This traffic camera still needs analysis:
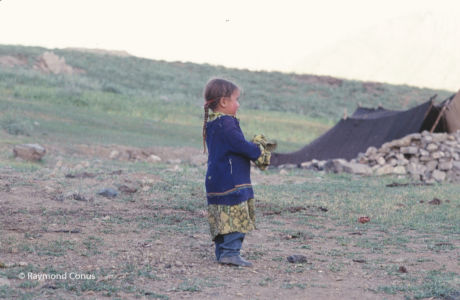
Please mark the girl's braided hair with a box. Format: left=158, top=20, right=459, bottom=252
left=202, top=78, right=239, bottom=154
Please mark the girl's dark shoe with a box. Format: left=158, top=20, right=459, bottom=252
left=219, top=255, right=253, bottom=267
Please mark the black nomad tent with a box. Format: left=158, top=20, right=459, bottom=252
left=270, top=90, right=460, bottom=166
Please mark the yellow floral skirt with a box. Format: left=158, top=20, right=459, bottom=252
left=207, top=198, right=256, bottom=241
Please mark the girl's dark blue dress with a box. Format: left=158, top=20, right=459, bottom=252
left=205, top=113, right=261, bottom=240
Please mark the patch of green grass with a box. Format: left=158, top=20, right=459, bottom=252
left=137, top=265, right=162, bottom=281
left=377, top=269, right=459, bottom=299
left=174, top=277, right=222, bottom=293
left=426, top=240, right=456, bottom=251
left=141, top=290, right=170, bottom=299
left=353, top=237, right=384, bottom=253
left=285, top=264, right=309, bottom=274
left=17, top=239, right=76, bottom=257
left=0, top=111, right=34, bottom=136
left=281, top=282, right=307, bottom=289
left=254, top=173, right=460, bottom=235
left=18, top=281, right=39, bottom=289
left=81, top=236, right=103, bottom=256
left=324, top=249, right=345, bottom=257
left=0, top=285, right=37, bottom=300
left=0, top=160, right=43, bottom=173
left=258, top=277, right=273, bottom=287
left=56, top=278, right=120, bottom=297
left=328, top=263, right=343, bottom=273
left=175, top=279, right=202, bottom=292
left=245, top=250, right=265, bottom=260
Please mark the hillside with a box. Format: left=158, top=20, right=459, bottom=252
left=0, top=44, right=453, bottom=152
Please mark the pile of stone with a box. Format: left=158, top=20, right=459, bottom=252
left=1, top=52, right=85, bottom=74
left=34, top=51, right=85, bottom=75
left=297, top=131, right=460, bottom=183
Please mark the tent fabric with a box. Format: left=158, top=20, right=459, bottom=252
left=271, top=100, right=434, bottom=166
left=444, top=90, right=460, bottom=133
left=420, top=102, right=447, bottom=133
left=351, top=107, right=399, bottom=119
left=420, top=92, right=458, bottom=133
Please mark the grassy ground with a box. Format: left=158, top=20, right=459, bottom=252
left=0, top=45, right=459, bottom=299
left=0, top=44, right=454, bottom=151
left=0, top=142, right=458, bottom=299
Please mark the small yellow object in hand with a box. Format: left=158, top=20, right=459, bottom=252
left=251, top=134, right=277, bottom=170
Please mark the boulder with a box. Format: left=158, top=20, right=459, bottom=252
left=393, top=166, right=407, bottom=175
left=395, top=153, right=405, bottom=160
left=438, top=160, right=453, bottom=171
left=342, top=162, right=372, bottom=175
left=432, top=133, right=448, bottom=143
left=432, top=151, right=445, bottom=159
left=97, top=188, right=118, bottom=198
left=443, top=140, right=457, bottom=147
left=109, top=150, right=120, bottom=159
left=356, top=153, right=368, bottom=164
left=406, top=133, right=422, bottom=140
left=393, top=135, right=413, bottom=147
left=425, top=160, right=438, bottom=172
left=421, top=135, right=433, bottom=145
left=147, top=154, right=162, bottom=163
left=376, top=157, right=386, bottom=166
left=324, top=159, right=348, bottom=173
left=365, top=146, right=377, bottom=156
left=432, top=170, right=446, bottom=182
left=35, top=51, right=75, bottom=74
left=396, top=158, right=409, bottom=166
left=406, top=163, right=426, bottom=176
left=426, top=143, right=438, bottom=152
left=13, top=144, right=46, bottom=161
left=300, top=161, right=312, bottom=169
left=452, top=161, right=460, bottom=171
left=375, top=165, right=394, bottom=175
left=388, top=158, right=398, bottom=166
left=316, top=161, right=327, bottom=171
left=400, top=146, right=418, bottom=155
left=419, top=155, right=432, bottom=162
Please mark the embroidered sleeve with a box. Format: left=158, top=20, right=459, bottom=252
left=251, top=134, right=277, bottom=170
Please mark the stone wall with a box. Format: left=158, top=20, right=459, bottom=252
left=292, top=131, right=460, bottom=182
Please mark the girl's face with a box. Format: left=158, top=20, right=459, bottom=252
left=218, top=89, right=240, bottom=116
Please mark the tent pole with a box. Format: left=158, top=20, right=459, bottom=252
left=430, top=97, right=451, bottom=133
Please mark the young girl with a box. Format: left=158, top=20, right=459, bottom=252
left=202, top=78, right=274, bottom=267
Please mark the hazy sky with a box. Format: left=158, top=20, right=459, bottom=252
left=0, top=0, right=457, bottom=88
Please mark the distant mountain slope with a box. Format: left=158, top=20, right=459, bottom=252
left=293, top=12, right=460, bottom=92
left=0, top=44, right=455, bottom=151
left=0, top=44, right=453, bottom=122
